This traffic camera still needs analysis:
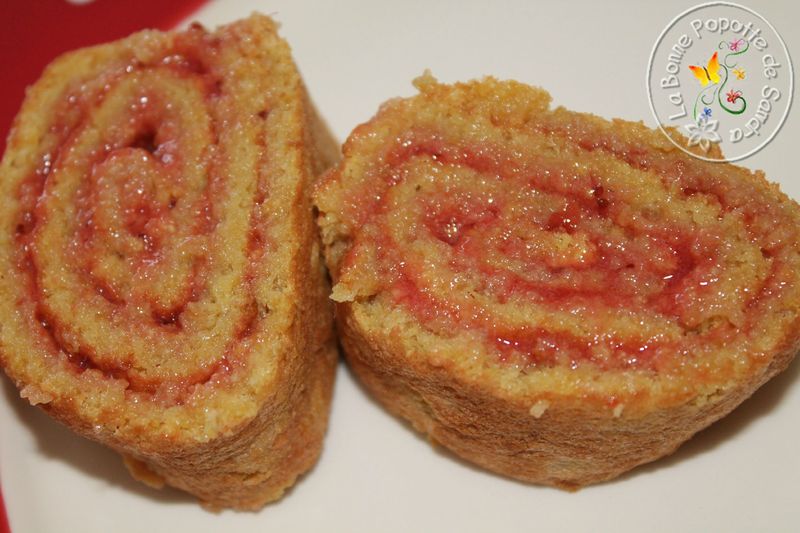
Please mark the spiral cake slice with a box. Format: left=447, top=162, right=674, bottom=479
left=315, top=74, right=800, bottom=488
left=0, top=14, right=338, bottom=509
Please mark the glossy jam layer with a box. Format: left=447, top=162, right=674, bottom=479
left=11, top=25, right=271, bottom=401
left=322, top=84, right=798, bottom=372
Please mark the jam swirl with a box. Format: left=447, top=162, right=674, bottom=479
left=11, top=26, right=272, bottom=401
left=321, top=81, right=799, bottom=373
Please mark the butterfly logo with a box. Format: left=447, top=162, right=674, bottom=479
left=687, top=45, right=747, bottom=124
left=689, top=51, right=720, bottom=87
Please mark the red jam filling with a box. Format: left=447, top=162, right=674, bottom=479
left=12, top=27, right=265, bottom=398
left=336, top=127, right=783, bottom=370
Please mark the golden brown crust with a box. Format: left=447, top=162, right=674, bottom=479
left=340, top=304, right=797, bottom=487
left=315, top=74, right=800, bottom=487
left=0, top=14, right=338, bottom=509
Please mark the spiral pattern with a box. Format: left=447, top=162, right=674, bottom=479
left=3, top=22, right=290, bottom=404
left=319, top=76, right=800, bottom=375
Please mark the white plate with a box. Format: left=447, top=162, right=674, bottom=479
left=2, top=1, right=799, bottom=531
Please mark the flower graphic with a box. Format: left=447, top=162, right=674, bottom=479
left=726, top=89, right=743, bottom=103
left=684, top=119, right=721, bottom=153
left=699, top=107, right=713, bottom=122
left=733, top=67, right=746, bottom=80
left=729, top=38, right=745, bottom=51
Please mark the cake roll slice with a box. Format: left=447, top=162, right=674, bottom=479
left=0, top=14, right=338, bottom=510
left=314, top=74, right=800, bottom=488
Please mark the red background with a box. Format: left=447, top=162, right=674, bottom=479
left=0, top=0, right=206, bottom=152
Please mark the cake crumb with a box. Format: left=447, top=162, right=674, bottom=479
left=529, top=400, right=550, bottom=418
left=123, top=455, right=166, bottom=489
left=20, top=385, right=53, bottom=405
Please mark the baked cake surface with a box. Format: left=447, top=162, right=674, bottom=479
left=0, top=14, right=338, bottom=509
left=315, top=74, right=800, bottom=487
